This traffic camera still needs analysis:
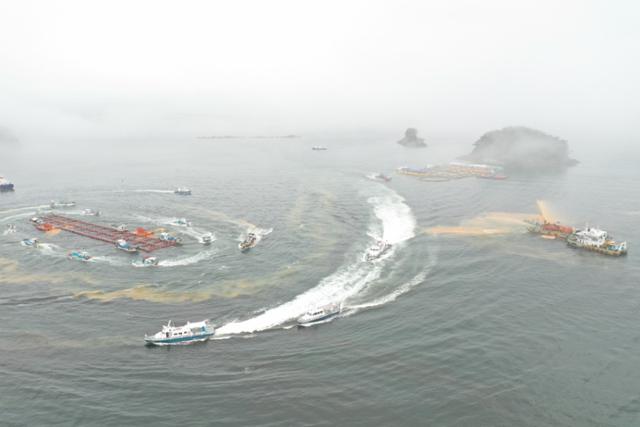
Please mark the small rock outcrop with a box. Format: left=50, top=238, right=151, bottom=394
left=461, top=126, right=578, bottom=173
left=397, top=128, right=426, bottom=148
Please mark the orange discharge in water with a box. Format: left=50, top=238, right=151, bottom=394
left=536, top=200, right=555, bottom=223
left=425, top=212, right=538, bottom=236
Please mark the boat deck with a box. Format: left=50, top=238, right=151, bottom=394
left=37, top=214, right=177, bottom=252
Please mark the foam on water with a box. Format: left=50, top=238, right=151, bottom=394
left=157, top=249, right=216, bottom=267
left=216, top=187, right=415, bottom=336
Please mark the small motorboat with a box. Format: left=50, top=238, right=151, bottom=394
left=297, top=303, right=341, bottom=325
left=30, top=217, right=44, bottom=225
left=174, top=188, right=192, bottom=196
left=364, top=240, right=392, bottom=262
left=133, top=256, right=159, bottom=267
left=201, top=232, right=214, bottom=245
left=171, top=218, right=191, bottom=227
left=114, top=224, right=128, bottom=232
left=82, top=208, right=100, bottom=216
left=68, top=250, right=92, bottom=262
left=21, top=238, right=39, bottom=248
left=312, top=146, right=327, bottom=151
left=239, top=232, right=258, bottom=251
left=144, top=319, right=215, bottom=346
left=4, top=224, right=16, bottom=235
left=159, top=232, right=183, bottom=245
left=115, top=239, right=138, bottom=253
left=49, top=200, right=76, bottom=209
left=367, top=173, right=392, bottom=182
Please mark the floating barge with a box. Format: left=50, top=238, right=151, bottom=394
left=33, top=214, right=177, bottom=253
left=397, top=162, right=507, bottom=181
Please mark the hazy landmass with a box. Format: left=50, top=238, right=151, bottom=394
left=197, top=135, right=301, bottom=140
left=461, top=126, right=578, bottom=173
left=397, top=128, right=426, bottom=148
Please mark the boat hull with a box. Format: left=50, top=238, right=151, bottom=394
left=297, top=311, right=340, bottom=325
left=144, top=332, right=215, bottom=346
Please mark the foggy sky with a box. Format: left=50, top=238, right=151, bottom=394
left=1, top=0, right=639, bottom=143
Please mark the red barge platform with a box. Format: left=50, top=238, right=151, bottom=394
left=33, top=214, right=177, bottom=253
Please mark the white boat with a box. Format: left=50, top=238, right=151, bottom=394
left=297, top=303, right=341, bottom=325
left=4, top=224, right=16, bottom=234
left=174, top=188, right=192, bottom=196
left=144, top=319, right=215, bottom=346
left=21, top=238, right=39, bottom=248
left=201, top=232, right=214, bottom=245
left=567, top=227, right=628, bottom=256
left=159, top=232, right=183, bottom=245
left=115, top=239, right=138, bottom=253
left=82, top=208, right=100, bottom=216
left=50, top=200, right=76, bottom=209
left=364, top=240, right=392, bottom=262
left=171, top=218, right=191, bottom=227
left=133, top=256, right=159, bottom=267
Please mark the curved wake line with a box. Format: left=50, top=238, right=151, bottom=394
left=216, top=186, right=416, bottom=336
left=158, top=249, right=216, bottom=267
left=0, top=205, right=50, bottom=216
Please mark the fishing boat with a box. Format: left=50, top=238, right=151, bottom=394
left=133, top=256, right=159, bottom=267
left=68, top=250, right=92, bottom=261
left=297, top=303, right=341, bottom=325
left=144, top=319, right=215, bottom=346
left=201, top=232, right=214, bottom=245
left=115, top=239, right=138, bottom=253
left=49, top=200, right=76, bottom=209
left=174, top=188, right=192, bottom=196
left=159, top=232, right=183, bottom=245
left=567, top=227, right=628, bottom=256
left=239, top=232, right=257, bottom=251
left=21, top=238, right=39, bottom=248
left=82, top=208, right=100, bottom=216
left=364, top=240, right=392, bottom=262
left=0, top=176, right=14, bottom=192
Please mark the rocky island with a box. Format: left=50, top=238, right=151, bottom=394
left=397, top=128, right=427, bottom=148
left=461, top=126, right=578, bottom=173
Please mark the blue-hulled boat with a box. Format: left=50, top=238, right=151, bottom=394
left=0, top=176, right=14, bottom=192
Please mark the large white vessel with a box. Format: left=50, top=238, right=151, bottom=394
left=567, top=227, right=627, bottom=256
left=145, top=319, right=215, bottom=346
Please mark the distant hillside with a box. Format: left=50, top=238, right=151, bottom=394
left=461, top=126, right=578, bottom=172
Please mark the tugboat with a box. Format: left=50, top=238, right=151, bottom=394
left=567, top=227, right=628, bottom=256
left=364, top=240, right=392, bottom=262
left=239, top=232, right=258, bottom=251
left=49, top=200, right=76, bottom=209
left=133, top=256, right=159, bottom=267
left=68, top=251, right=92, bottom=262
left=159, top=232, right=183, bottom=245
left=174, top=188, right=192, bottom=196
left=144, top=319, right=215, bottom=346
left=82, top=208, right=100, bottom=216
left=115, top=239, right=138, bottom=253
left=21, top=238, right=39, bottom=248
left=0, top=176, right=14, bottom=192
left=297, top=303, right=341, bottom=325
left=201, top=232, right=214, bottom=245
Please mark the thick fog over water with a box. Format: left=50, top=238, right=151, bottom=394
left=1, top=0, right=640, bottom=146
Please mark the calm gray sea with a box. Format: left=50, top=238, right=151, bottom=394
left=1, top=137, right=639, bottom=426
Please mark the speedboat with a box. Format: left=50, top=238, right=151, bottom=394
left=114, top=224, right=128, bottom=232
left=297, top=303, right=341, bottom=325
left=115, top=239, right=138, bottom=253
left=174, top=188, right=192, bottom=196
left=239, top=232, right=257, bottom=251
left=159, top=232, right=183, bottom=245
left=21, top=238, right=39, bottom=248
left=82, top=208, right=100, bottom=216
left=68, top=250, right=92, bottom=261
left=364, top=240, right=392, bottom=262
left=201, top=232, right=214, bottom=245
left=144, top=319, right=215, bottom=346
left=49, top=200, right=76, bottom=209
left=171, top=218, right=191, bottom=227
left=367, top=173, right=392, bottom=182
left=133, top=256, right=159, bottom=267
left=30, top=217, right=44, bottom=225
